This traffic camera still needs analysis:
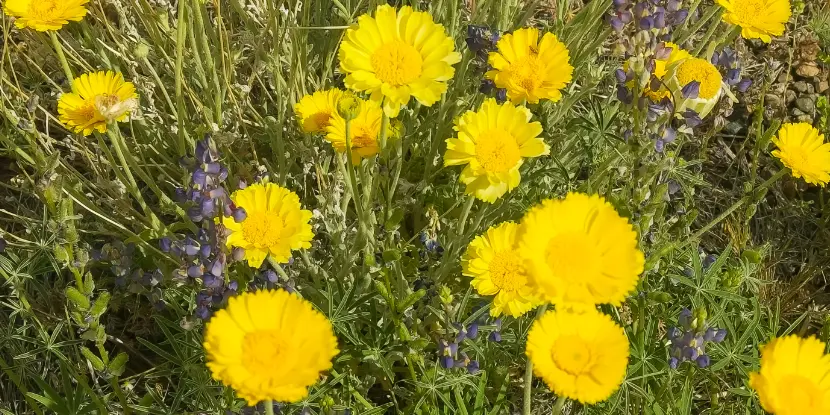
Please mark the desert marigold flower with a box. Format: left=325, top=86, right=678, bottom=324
left=58, top=71, right=138, bottom=136
left=526, top=308, right=630, bottom=404
left=3, top=0, right=89, bottom=32
left=626, top=42, right=692, bottom=101
left=485, top=27, right=573, bottom=105
left=517, top=193, right=644, bottom=309
left=338, top=5, right=461, bottom=118
left=204, top=289, right=339, bottom=405
left=716, top=0, right=790, bottom=43
left=771, top=122, right=830, bottom=186
left=444, top=99, right=549, bottom=203
left=749, top=335, right=830, bottom=414
left=462, top=222, right=540, bottom=318
left=295, top=88, right=343, bottom=133
left=221, top=183, right=314, bottom=269
left=665, top=57, right=723, bottom=118
left=325, top=98, right=393, bottom=165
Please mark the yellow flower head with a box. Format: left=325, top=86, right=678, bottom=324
left=58, top=71, right=138, bottom=136
left=716, top=0, right=791, bottom=43
left=626, top=42, right=692, bottom=101
left=665, top=57, right=723, bottom=118
left=339, top=5, right=461, bottom=118
left=526, top=308, right=629, bottom=404
left=295, top=89, right=343, bottom=133
left=462, top=222, right=541, bottom=318
left=444, top=99, right=549, bottom=203
left=221, top=183, right=314, bottom=269
left=204, top=289, right=339, bottom=405
left=749, top=335, right=830, bottom=414
left=486, top=27, right=573, bottom=105
left=3, top=0, right=88, bottom=32
left=517, top=193, right=644, bottom=309
left=325, top=98, right=394, bottom=165
left=771, top=122, right=830, bottom=186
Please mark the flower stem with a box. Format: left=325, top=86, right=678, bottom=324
left=175, top=0, right=189, bottom=156
left=551, top=396, right=567, bottom=414
left=264, top=400, right=275, bottom=415
left=49, top=31, right=74, bottom=88
left=523, top=304, right=548, bottom=415
left=266, top=256, right=290, bottom=282
left=457, top=196, right=476, bottom=238
left=378, top=112, right=390, bottom=156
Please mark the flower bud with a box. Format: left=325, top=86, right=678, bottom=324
left=337, top=92, right=361, bottom=121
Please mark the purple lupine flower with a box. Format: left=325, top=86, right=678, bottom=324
left=467, top=360, right=480, bottom=375
left=609, top=15, right=626, bottom=32
left=468, top=323, right=479, bottom=339
left=187, top=265, right=203, bottom=278
left=440, top=356, right=454, bottom=369
left=681, top=81, right=700, bottom=99
left=671, top=9, right=688, bottom=24
left=696, top=355, right=710, bottom=368
left=159, top=237, right=172, bottom=253
left=655, top=139, right=665, bottom=152
left=703, top=254, right=717, bottom=269
left=653, top=11, right=666, bottom=28
left=683, top=109, right=702, bottom=128
left=232, top=247, right=246, bottom=262
left=662, top=127, right=676, bottom=143
left=488, top=331, right=502, bottom=342
left=667, top=0, right=681, bottom=12
left=264, top=270, right=278, bottom=283
left=713, top=329, right=727, bottom=343
left=669, top=357, right=679, bottom=369
left=233, top=207, right=247, bottom=223
left=726, top=69, right=740, bottom=86
left=737, top=78, right=752, bottom=93
left=617, top=85, right=633, bottom=104
left=615, top=68, right=628, bottom=83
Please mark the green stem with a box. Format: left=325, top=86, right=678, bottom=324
left=49, top=31, right=74, bottom=87
left=264, top=400, right=275, bottom=415
left=192, top=0, right=223, bottom=125
left=523, top=304, right=549, bottom=415
left=266, top=256, right=290, bottom=282
left=378, top=113, right=390, bottom=157
left=175, top=0, right=189, bottom=156
left=110, top=377, right=131, bottom=415
left=551, top=396, right=567, bottom=414
left=107, top=127, right=159, bottom=227
left=457, top=196, right=476, bottom=237
left=343, top=117, right=365, bottom=221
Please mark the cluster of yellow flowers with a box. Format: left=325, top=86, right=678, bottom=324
left=8, top=0, right=830, bottom=412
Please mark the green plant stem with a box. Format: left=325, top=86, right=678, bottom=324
left=267, top=256, right=290, bottom=281
left=378, top=113, right=390, bottom=156
left=107, top=127, right=159, bottom=228
left=110, top=377, right=131, bottom=415
left=175, top=0, right=189, bottom=156
left=551, top=396, right=567, bottom=414
left=264, top=400, right=275, bottom=415
left=523, top=304, right=549, bottom=415
left=49, top=31, right=74, bottom=87
left=192, top=0, right=223, bottom=125
left=457, top=196, right=475, bottom=237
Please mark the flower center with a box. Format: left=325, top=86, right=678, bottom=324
left=29, top=0, right=60, bottom=18
left=776, top=375, right=823, bottom=411
left=510, top=52, right=544, bottom=92
left=307, top=111, right=333, bottom=131
left=241, top=212, right=284, bottom=248
left=351, top=124, right=377, bottom=149
left=730, top=0, right=765, bottom=26
left=676, top=58, right=722, bottom=99
left=371, top=41, right=423, bottom=86
left=551, top=336, right=593, bottom=375
left=488, top=250, right=525, bottom=292
left=545, top=232, right=602, bottom=282
left=474, top=129, right=521, bottom=173
left=241, top=330, right=285, bottom=377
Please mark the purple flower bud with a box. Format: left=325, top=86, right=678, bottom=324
left=496, top=89, right=507, bottom=103
left=726, top=68, right=740, bottom=85
left=219, top=167, right=229, bottom=181
left=681, top=81, right=700, bottom=99
left=672, top=9, right=688, bottom=24
left=617, top=85, right=633, bottom=104
left=187, top=265, right=203, bottom=278
left=203, top=274, right=223, bottom=288
left=682, top=346, right=698, bottom=360
left=195, top=306, right=211, bottom=320
left=204, top=163, right=221, bottom=175
left=704, top=328, right=717, bottom=342
left=264, top=270, right=278, bottom=283
left=440, top=356, right=454, bottom=369
left=633, top=2, right=647, bottom=17
left=227, top=281, right=238, bottom=291
left=159, top=237, right=172, bottom=253
left=653, top=11, right=666, bottom=28
left=613, top=0, right=627, bottom=9
left=639, top=16, right=654, bottom=30
left=679, top=308, right=693, bottom=328
left=703, top=254, right=717, bottom=269
left=232, top=247, right=246, bottom=262
left=479, top=79, right=496, bottom=94
left=737, top=78, right=752, bottom=92
left=662, top=127, right=676, bottom=143
left=655, top=139, right=665, bottom=152
left=667, top=0, right=681, bottom=12
left=488, top=331, right=501, bottom=342
left=187, top=206, right=203, bottom=222
left=210, top=258, right=225, bottom=277
left=192, top=169, right=208, bottom=188
left=684, top=109, right=702, bottom=128
left=201, top=198, right=215, bottom=217
left=668, top=327, right=682, bottom=340
left=467, top=360, right=480, bottom=375
left=449, top=342, right=458, bottom=357
left=468, top=323, right=479, bottom=339
left=668, top=180, right=681, bottom=195
left=494, top=318, right=502, bottom=330
left=714, top=329, right=727, bottom=343
left=456, top=330, right=466, bottom=344
left=655, top=43, right=673, bottom=59
left=615, top=68, right=628, bottom=83
left=610, top=16, right=625, bottom=32
left=669, top=357, right=679, bottom=369
left=696, top=355, right=711, bottom=368
left=208, top=188, right=227, bottom=201
left=233, top=207, right=247, bottom=223
left=623, top=129, right=633, bottom=141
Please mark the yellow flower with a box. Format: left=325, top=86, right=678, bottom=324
left=3, top=0, right=88, bottom=32
left=221, top=183, right=314, bottom=269
left=716, top=0, right=791, bottom=43
left=204, top=289, right=339, bottom=405
left=517, top=193, right=644, bottom=309
left=625, top=42, right=692, bottom=101
left=444, top=99, right=549, bottom=203
left=462, top=222, right=540, bottom=318
left=58, top=71, right=138, bottom=136
left=295, top=89, right=343, bottom=133
left=325, top=98, right=392, bottom=165
left=664, top=57, right=723, bottom=118
left=749, top=335, right=830, bottom=414
left=771, top=123, right=830, bottom=186
left=486, top=27, right=573, bottom=105
left=526, top=308, right=629, bottom=404
left=339, top=5, right=461, bottom=118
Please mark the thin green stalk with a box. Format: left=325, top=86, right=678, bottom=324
left=378, top=113, right=390, bottom=156
left=110, top=377, right=131, bottom=415
left=385, top=138, right=404, bottom=223
left=193, top=0, right=223, bottom=124
left=551, top=396, right=567, bottom=414
left=49, top=31, right=74, bottom=87
left=107, top=127, right=162, bottom=230
left=267, top=256, right=290, bottom=281
left=457, top=196, right=476, bottom=237
left=343, top=118, right=366, bottom=222
left=175, top=0, right=189, bottom=156
left=264, top=400, right=275, bottom=415
left=524, top=304, right=549, bottom=415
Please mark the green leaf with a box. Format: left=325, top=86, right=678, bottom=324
left=80, top=347, right=105, bottom=371
left=89, top=291, right=111, bottom=318
left=65, top=287, right=90, bottom=310
left=396, top=289, right=426, bottom=313
left=108, top=352, right=129, bottom=376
